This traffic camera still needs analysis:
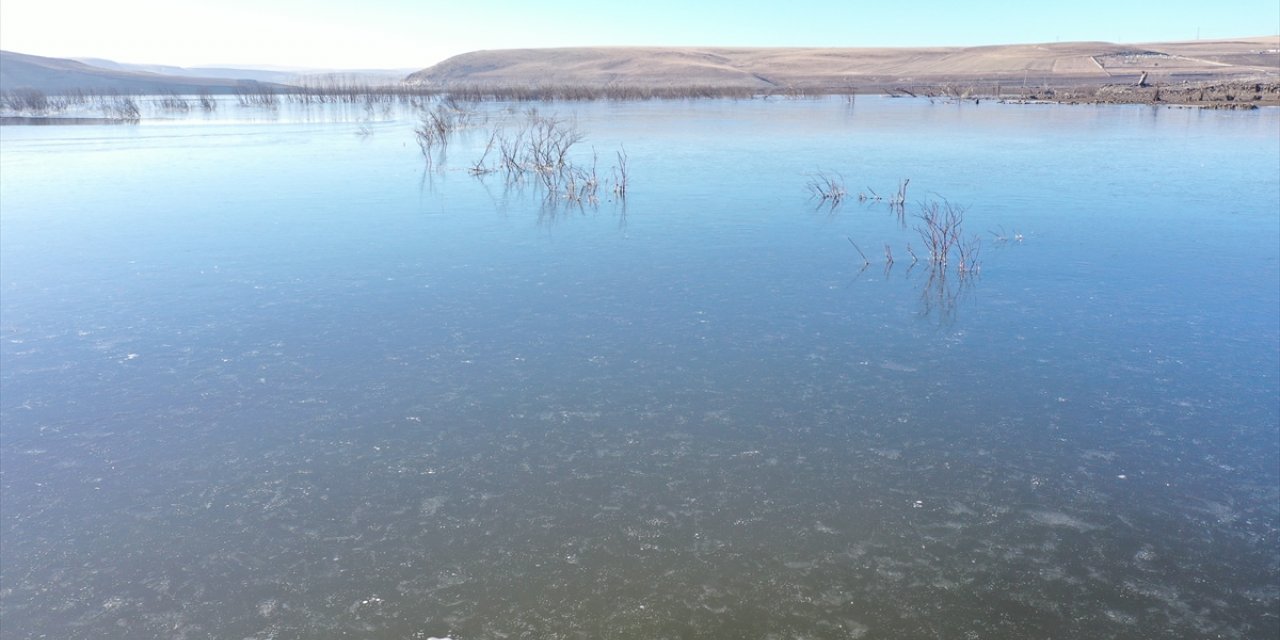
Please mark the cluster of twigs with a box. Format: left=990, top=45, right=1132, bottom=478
left=811, top=176, right=911, bottom=215
left=812, top=172, right=981, bottom=276
left=99, top=96, right=141, bottom=121
left=156, top=92, right=191, bottom=113
left=857, top=178, right=910, bottom=209
left=413, top=99, right=493, bottom=164
left=464, top=111, right=629, bottom=204
left=414, top=103, right=462, bottom=158
left=478, top=113, right=587, bottom=190
left=845, top=198, right=986, bottom=325
left=988, top=226, right=1024, bottom=245
left=412, top=104, right=629, bottom=206
left=847, top=199, right=982, bottom=276
left=234, top=86, right=279, bottom=108
left=807, top=172, right=848, bottom=208
left=915, top=200, right=980, bottom=273
left=612, top=148, right=628, bottom=199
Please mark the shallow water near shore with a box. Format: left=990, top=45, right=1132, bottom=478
left=2, top=97, right=1278, bottom=639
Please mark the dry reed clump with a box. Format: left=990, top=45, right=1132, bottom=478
left=408, top=104, right=630, bottom=206
left=988, top=226, right=1024, bottom=245
left=2, top=88, right=54, bottom=113
left=841, top=194, right=991, bottom=323
left=414, top=98, right=488, bottom=165
left=234, top=85, right=279, bottom=108
left=845, top=196, right=984, bottom=280
left=100, top=96, right=141, bottom=121
left=855, top=179, right=909, bottom=207
left=808, top=172, right=847, bottom=208
left=156, top=92, right=191, bottom=113
left=914, top=200, right=980, bottom=274
left=413, top=104, right=455, bottom=155
left=459, top=110, right=629, bottom=204
left=612, top=147, right=628, bottom=199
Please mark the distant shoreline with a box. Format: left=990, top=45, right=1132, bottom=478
left=2, top=79, right=1277, bottom=125
left=876, top=78, right=1280, bottom=108
left=5, top=37, right=1277, bottom=110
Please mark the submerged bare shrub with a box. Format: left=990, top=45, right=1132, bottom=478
left=157, top=92, right=191, bottom=113
left=807, top=171, right=847, bottom=208
left=3, top=88, right=51, bottom=114
left=235, top=85, right=279, bottom=108
left=470, top=114, right=630, bottom=207
left=414, top=99, right=486, bottom=165
left=956, top=232, right=981, bottom=274
left=527, top=114, right=585, bottom=189
left=469, top=129, right=501, bottom=175
left=890, top=178, right=910, bottom=206
left=101, top=96, right=141, bottom=121
left=414, top=113, right=444, bottom=155
left=612, top=147, right=628, bottom=199
left=915, top=199, right=979, bottom=273
left=563, top=155, right=601, bottom=205
left=915, top=200, right=960, bottom=265
left=847, top=237, right=871, bottom=266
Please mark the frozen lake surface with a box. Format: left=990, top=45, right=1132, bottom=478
left=1, top=96, right=1278, bottom=639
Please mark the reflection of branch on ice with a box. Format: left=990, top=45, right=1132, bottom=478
left=918, top=267, right=976, bottom=326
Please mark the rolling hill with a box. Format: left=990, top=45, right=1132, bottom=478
left=405, top=36, right=1280, bottom=91
left=0, top=50, right=286, bottom=94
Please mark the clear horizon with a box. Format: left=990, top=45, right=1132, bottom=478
left=1, top=0, right=1278, bottom=70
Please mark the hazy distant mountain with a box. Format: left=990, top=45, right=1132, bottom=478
left=406, top=36, right=1280, bottom=90
left=72, top=58, right=308, bottom=84
left=1, top=50, right=285, bottom=94
left=2, top=51, right=422, bottom=93
left=71, top=58, right=418, bottom=86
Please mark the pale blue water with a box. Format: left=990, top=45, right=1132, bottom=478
left=1, top=97, right=1278, bottom=639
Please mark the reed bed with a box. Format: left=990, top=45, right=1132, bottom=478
left=0, top=80, right=842, bottom=125
left=1, top=88, right=144, bottom=121
left=225, top=82, right=825, bottom=106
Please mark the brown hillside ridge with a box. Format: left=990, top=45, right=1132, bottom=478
left=0, top=50, right=288, bottom=94
left=405, top=36, right=1280, bottom=106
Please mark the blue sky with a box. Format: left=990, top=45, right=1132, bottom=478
left=2, top=0, right=1277, bottom=69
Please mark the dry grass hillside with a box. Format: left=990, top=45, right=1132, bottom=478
left=0, top=50, right=287, bottom=94
left=406, top=36, right=1280, bottom=92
